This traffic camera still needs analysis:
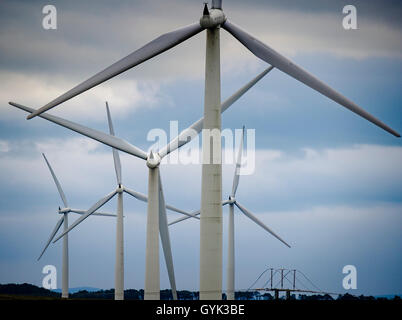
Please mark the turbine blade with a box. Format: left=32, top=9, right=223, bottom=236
left=53, top=190, right=117, bottom=243
left=70, top=209, right=117, bottom=217
left=158, top=66, right=273, bottom=158
left=222, top=20, right=400, bottom=137
left=231, top=126, right=244, bottom=197
left=123, top=187, right=148, bottom=202
left=168, top=200, right=230, bottom=226
left=69, top=209, right=86, bottom=214
left=235, top=201, right=291, bottom=248
left=166, top=204, right=200, bottom=220
left=9, top=102, right=148, bottom=160
left=158, top=175, right=177, bottom=300
left=26, top=23, right=205, bottom=119
left=106, top=102, right=122, bottom=185
left=42, top=153, right=68, bottom=208
left=37, top=216, right=64, bottom=260
left=123, top=187, right=197, bottom=220
left=220, top=66, right=273, bottom=114
left=91, top=213, right=117, bottom=217
left=168, top=210, right=200, bottom=226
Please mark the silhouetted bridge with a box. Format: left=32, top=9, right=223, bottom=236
left=244, top=268, right=339, bottom=300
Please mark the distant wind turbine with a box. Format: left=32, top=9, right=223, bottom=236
left=38, top=153, right=116, bottom=299
left=169, top=126, right=290, bottom=300
left=11, top=0, right=399, bottom=300
left=52, top=103, right=194, bottom=300
left=9, top=66, right=270, bottom=299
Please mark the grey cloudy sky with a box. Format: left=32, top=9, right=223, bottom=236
left=0, top=0, right=401, bottom=296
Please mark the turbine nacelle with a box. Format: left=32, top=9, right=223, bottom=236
left=146, top=151, right=161, bottom=169
left=200, top=6, right=226, bottom=29
left=58, top=207, right=71, bottom=214
left=228, top=196, right=236, bottom=205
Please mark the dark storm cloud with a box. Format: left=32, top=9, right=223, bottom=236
left=0, top=0, right=205, bottom=77
left=1, top=0, right=401, bottom=77
left=228, top=0, right=402, bottom=26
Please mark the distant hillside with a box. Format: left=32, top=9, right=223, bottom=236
left=0, top=283, right=60, bottom=298
left=52, top=287, right=100, bottom=294
left=375, top=294, right=402, bottom=300
left=0, top=283, right=401, bottom=301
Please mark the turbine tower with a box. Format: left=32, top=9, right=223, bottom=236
left=52, top=103, right=195, bottom=300
left=10, top=0, right=399, bottom=301
left=9, top=68, right=267, bottom=299
left=38, top=153, right=115, bottom=299
left=169, top=126, right=291, bottom=300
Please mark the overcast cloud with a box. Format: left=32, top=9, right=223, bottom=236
left=0, top=0, right=401, bottom=296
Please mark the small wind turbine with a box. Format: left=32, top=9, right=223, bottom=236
left=10, top=66, right=269, bottom=299
left=38, top=153, right=116, bottom=299
left=51, top=103, right=195, bottom=300
left=169, top=126, right=290, bottom=300
left=14, top=0, right=399, bottom=300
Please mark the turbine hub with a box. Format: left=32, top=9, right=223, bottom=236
left=228, top=196, right=235, bottom=204
left=146, top=151, right=161, bottom=169
left=59, top=207, right=70, bottom=214
left=117, top=184, right=124, bottom=193
left=200, top=8, right=226, bottom=29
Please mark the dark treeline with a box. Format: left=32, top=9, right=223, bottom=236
left=0, top=283, right=400, bottom=301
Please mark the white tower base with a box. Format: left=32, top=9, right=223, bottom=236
left=115, top=191, right=124, bottom=300
left=227, top=204, right=235, bottom=300
left=62, top=214, right=69, bottom=299
left=144, top=167, right=160, bottom=300
left=200, top=27, right=223, bottom=300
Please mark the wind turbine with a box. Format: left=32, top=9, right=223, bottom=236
left=51, top=102, right=197, bottom=300
left=38, top=153, right=116, bottom=299
left=169, top=126, right=290, bottom=300
left=10, top=0, right=399, bottom=300
left=9, top=66, right=270, bottom=299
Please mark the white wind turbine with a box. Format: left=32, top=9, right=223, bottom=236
left=169, top=126, right=290, bottom=300
left=11, top=0, right=399, bottom=299
left=51, top=102, right=196, bottom=300
left=38, top=153, right=116, bottom=299
left=9, top=66, right=271, bottom=299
